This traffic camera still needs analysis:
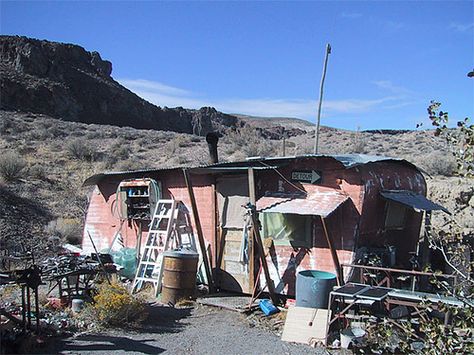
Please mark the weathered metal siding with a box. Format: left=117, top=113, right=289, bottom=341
left=82, top=181, right=145, bottom=253
left=255, top=157, right=363, bottom=294
left=82, top=171, right=216, bottom=262
left=357, top=162, right=426, bottom=266
left=82, top=156, right=427, bottom=295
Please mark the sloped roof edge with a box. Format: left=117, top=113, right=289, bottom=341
left=82, top=154, right=420, bottom=187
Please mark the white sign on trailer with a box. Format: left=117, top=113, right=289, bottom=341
left=291, top=170, right=322, bottom=184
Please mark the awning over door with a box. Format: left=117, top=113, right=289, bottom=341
left=381, top=190, right=450, bottom=214
left=256, top=189, right=349, bottom=218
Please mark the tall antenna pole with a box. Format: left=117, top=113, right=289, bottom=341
left=314, top=43, right=331, bottom=154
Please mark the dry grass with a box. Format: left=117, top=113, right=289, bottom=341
left=0, top=109, right=469, bottom=252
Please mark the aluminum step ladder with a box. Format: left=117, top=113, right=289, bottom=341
left=132, top=199, right=176, bottom=296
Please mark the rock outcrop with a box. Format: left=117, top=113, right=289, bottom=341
left=0, top=36, right=240, bottom=134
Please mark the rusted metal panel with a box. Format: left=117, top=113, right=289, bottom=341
left=256, top=188, right=349, bottom=217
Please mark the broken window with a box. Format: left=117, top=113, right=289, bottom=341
left=260, top=212, right=312, bottom=247
left=384, top=201, right=407, bottom=230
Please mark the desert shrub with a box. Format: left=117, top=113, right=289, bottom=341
left=66, top=138, right=98, bottom=161
left=92, top=280, right=147, bottom=327
left=44, top=218, right=82, bottom=245
left=50, top=125, right=64, bottom=138
left=28, top=164, right=47, bottom=180
left=225, top=126, right=275, bottom=157
left=0, top=117, right=13, bottom=135
left=165, top=135, right=187, bottom=157
left=350, top=129, right=367, bottom=154
left=420, top=151, right=457, bottom=176
left=116, top=159, right=143, bottom=171
left=110, top=140, right=131, bottom=159
left=28, top=127, right=52, bottom=140
left=0, top=151, right=26, bottom=182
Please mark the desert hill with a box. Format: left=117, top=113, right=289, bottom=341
left=0, top=35, right=244, bottom=135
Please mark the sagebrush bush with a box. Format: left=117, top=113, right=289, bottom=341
left=28, top=164, right=47, bottom=180
left=225, top=126, right=275, bottom=157
left=420, top=151, right=457, bottom=176
left=0, top=151, right=26, bottom=182
left=110, top=139, right=131, bottom=159
left=66, top=138, right=98, bottom=161
left=0, top=117, right=13, bottom=135
left=44, top=218, right=82, bottom=245
left=92, top=281, right=147, bottom=327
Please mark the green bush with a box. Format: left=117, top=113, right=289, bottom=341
left=66, top=138, right=98, bottom=161
left=0, top=151, right=26, bottom=182
left=92, top=280, right=147, bottom=327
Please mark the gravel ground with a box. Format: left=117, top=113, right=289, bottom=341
left=42, top=304, right=328, bottom=355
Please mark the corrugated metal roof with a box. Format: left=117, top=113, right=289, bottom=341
left=381, top=190, right=450, bottom=214
left=256, top=189, right=349, bottom=217
left=83, top=154, right=419, bottom=187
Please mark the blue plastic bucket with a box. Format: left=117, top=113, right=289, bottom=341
left=296, top=270, right=337, bottom=308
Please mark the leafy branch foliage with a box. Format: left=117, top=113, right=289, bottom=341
left=428, top=101, right=474, bottom=176
left=365, top=102, right=474, bottom=354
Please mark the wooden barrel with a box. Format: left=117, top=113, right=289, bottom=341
left=161, top=250, right=199, bottom=305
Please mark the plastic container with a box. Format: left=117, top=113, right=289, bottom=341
left=71, top=298, right=84, bottom=313
left=259, top=299, right=279, bottom=316
left=296, top=270, right=337, bottom=308
left=121, top=248, right=137, bottom=279
left=340, top=328, right=366, bottom=349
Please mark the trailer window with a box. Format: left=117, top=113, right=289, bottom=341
left=260, top=212, right=312, bottom=247
left=384, top=201, right=406, bottom=230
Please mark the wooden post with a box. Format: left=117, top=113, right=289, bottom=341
left=211, top=182, right=218, bottom=269
left=183, top=168, right=214, bottom=291
left=314, top=43, right=331, bottom=154
left=320, top=216, right=342, bottom=285
left=248, top=168, right=256, bottom=293
left=248, top=168, right=278, bottom=304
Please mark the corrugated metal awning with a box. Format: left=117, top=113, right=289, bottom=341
left=256, top=189, right=349, bottom=217
left=381, top=190, right=450, bottom=214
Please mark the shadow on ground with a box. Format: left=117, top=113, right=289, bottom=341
left=37, top=303, right=193, bottom=354
left=138, top=303, right=193, bottom=334
left=54, top=334, right=165, bottom=354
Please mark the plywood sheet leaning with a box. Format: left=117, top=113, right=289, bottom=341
left=281, top=306, right=330, bottom=346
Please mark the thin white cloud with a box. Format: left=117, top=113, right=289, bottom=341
left=373, top=80, right=415, bottom=95
left=449, top=22, right=474, bottom=33
left=118, top=78, right=404, bottom=119
left=120, top=79, right=191, bottom=96
left=341, top=12, right=362, bottom=19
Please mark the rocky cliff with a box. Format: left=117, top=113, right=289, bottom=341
left=0, top=36, right=241, bottom=134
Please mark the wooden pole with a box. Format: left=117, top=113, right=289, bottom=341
left=314, top=43, right=331, bottom=155
left=248, top=168, right=278, bottom=304
left=248, top=168, right=256, bottom=293
left=320, top=216, right=342, bottom=285
left=183, top=168, right=214, bottom=291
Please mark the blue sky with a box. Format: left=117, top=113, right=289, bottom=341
left=1, top=1, right=473, bottom=130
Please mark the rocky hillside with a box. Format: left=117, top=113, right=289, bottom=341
left=0, top=35, right=243, bottom=135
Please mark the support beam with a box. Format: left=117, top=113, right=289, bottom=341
left=248, top=168, right=278, bottom=304
left=183, top=168, right=214, bottom=291
left=320, top=216, right=342, bottom=285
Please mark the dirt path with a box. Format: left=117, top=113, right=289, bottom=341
left=42, top=304, right=325, bottom=355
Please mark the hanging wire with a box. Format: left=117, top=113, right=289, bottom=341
left=258, top=161, right=308, bottom=195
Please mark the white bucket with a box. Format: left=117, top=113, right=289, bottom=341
left=71, top=298, right=84, bottom=313
left=340, top=328, right=366, bottom=349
